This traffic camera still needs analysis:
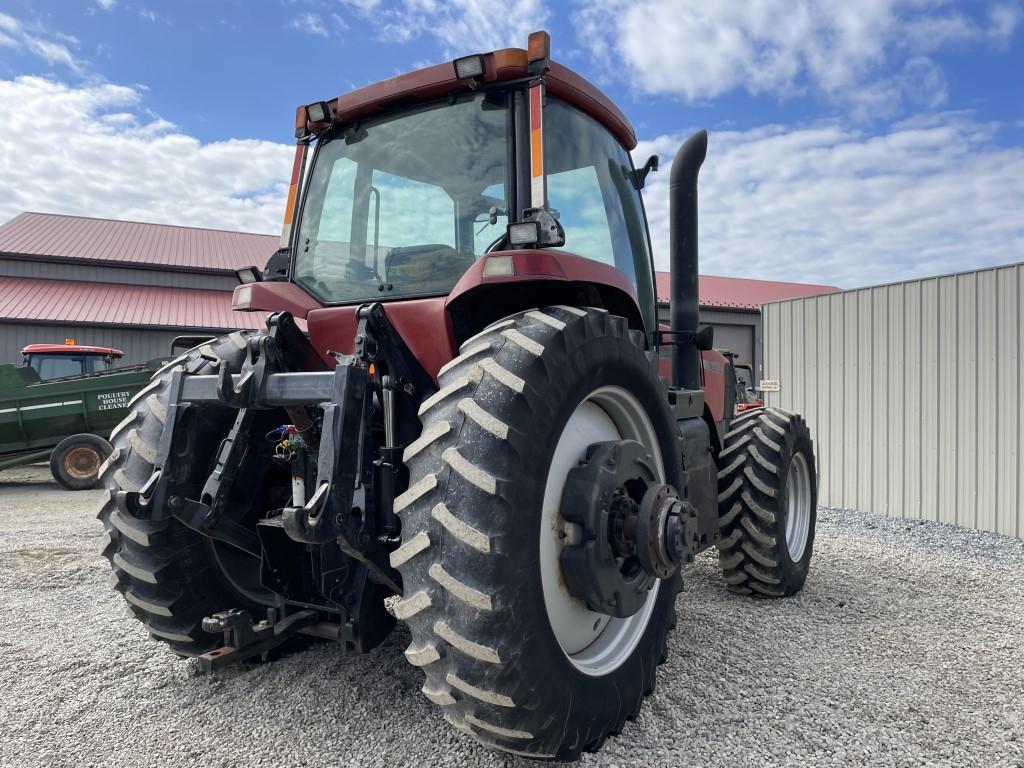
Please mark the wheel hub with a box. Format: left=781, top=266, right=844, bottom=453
left=636, top=484, right=696, bottom=580
left=64, top=446, right=100, bottom=480
left=560, top=440, right=695, bottom=618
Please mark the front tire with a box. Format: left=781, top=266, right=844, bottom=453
left=393, top=307, right=681, bottom=760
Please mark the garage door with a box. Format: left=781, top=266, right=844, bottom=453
left=711, top=323, right=754, bottom=367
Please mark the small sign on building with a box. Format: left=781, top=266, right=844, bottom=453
left=759, top=379, right=781, bottom=392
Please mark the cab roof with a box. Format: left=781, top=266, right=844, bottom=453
left=310, top=46, right=638, bottom=151
left=22, top=344, right=125, bottom=356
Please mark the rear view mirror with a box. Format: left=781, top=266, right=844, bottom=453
left=629, top=154, right=659, bottom=190
left=695, top=324, right=714, bottom=351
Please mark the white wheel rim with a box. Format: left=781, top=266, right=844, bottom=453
left=539, top=386, right=663, bottom=677
left=785, top=451, right=812, bottom=561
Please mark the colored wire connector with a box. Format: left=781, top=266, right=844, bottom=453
left=268, top=425, right=301, bottom=462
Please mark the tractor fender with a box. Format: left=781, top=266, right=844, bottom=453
left=446, top=250, right=647, bottom=343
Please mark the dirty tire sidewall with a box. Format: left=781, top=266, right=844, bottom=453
left=394, top=307, right=681, bottom=761
left=96, top=331, right=266, bottom=655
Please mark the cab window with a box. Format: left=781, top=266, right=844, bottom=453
left=30, top=355, right=85, bottom=380
left=546, top=166, right=615, bottom=267
left=543, top=97, right=656, bottom=331
left=84, top=355, right=111, bottom=373
left=294, top=91, right=510, bottom=304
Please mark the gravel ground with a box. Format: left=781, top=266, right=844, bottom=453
left=1, top=465, right=1022, bottom=768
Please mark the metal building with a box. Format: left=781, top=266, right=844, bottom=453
left=0, top=212, right=274, bottom=365
left=762, top=262, right=1024, bottom=539
left=654, top=272, right=839, bottom=378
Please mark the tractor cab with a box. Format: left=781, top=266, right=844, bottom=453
left=289, top=87, right=654, bottom=317
left=21, top=343, right=124, bottom=381
left=236, top=32, right=659, bottom=347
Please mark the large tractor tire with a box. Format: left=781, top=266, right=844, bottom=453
left=96, top=332, right=276, bottom=655
left=393, top=306, right=681, bottom=761
left=716, top=407, right=817, bottom=596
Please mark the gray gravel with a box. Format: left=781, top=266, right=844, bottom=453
left=1, top=464, right=1022, bottom=768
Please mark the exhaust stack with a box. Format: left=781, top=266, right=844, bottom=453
left=669, top=129, right=708, bottom=390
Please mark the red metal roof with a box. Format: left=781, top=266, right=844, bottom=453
left=0, top=276, right=265, bottom=330
left=22, top=344, right=125, bottom=356
left=655, top=272, right=840, bottom=310
left=0, top=212, right=279, bottom=273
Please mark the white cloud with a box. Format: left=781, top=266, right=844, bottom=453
left=0, top=77, right=293, bottom=234
left=96, top=0, right=116, bottom=10
left=342, top=0, right=548, bottom=54
left=290, top=12, right=329, bottom=37
left=635, top=114, right=1024, bottom=288
left=987, top=3, right=1022, bottom=43
left=575, top=0, right=1021, bottom=115
left=0, top=12, right=82, bottom=72
left=340, top=0, right=381, bottom=11
left=3, top=76, right=1019, bottom=292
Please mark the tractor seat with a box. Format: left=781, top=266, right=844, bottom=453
left=385, top=244, right=475, bottom=292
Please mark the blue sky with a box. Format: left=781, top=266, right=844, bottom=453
left=0, top=0, right=1021, bottom=286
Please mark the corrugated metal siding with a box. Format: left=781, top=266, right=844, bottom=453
left=762, top=263, right=1023, bottom=539
left=0, top=258, right=238, bottom=291
left=0, top=212, right=277, bottom=271
left=0, top=322, right=185, bottom=366
left=0, top=276, right=265, bottom=330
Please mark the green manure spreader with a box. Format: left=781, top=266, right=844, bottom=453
left=0, top=344, right=172, bottom=489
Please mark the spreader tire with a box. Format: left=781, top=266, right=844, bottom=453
left=96, top=332, right=269, bottom=656
left=50, top=433, right=112, bottom=490
left=716, top=407, right=817, bottom=596
left=393, top=307, right=681, bottom=761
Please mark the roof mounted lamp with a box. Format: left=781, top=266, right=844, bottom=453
left=305, top=101, right=329, bottom=124
left=234, top=266, right=262, bottom=285
left=453, top=54, right=485, bottom=81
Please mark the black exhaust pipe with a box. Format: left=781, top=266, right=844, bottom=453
left=669, top=129, right=708, bottom=391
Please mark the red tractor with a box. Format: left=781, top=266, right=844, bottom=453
left=21, top=342, right=125, bottom=380
left=97, top=31, right=817, bottom=761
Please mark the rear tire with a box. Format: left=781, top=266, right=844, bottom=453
left=50, top=433, right=112, bottom=490
left=716, top=407, right=817, bottom=596
left=393, top=307, right=681, bottom=760
left=96, top=332, right=273, bottom=655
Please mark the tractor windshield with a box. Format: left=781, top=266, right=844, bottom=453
left=26, top=353, right=112, bottom=380
left=294, top=91, right=510, bottom=304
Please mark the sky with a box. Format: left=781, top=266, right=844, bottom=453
left=0, top=0, right=1021, bottom=288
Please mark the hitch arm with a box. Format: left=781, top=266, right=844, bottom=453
left=168, top=407, right=262, bottom=558
left=170, top=497, right=262, bottom=558
left=197, top=608, right=318, bottom=672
